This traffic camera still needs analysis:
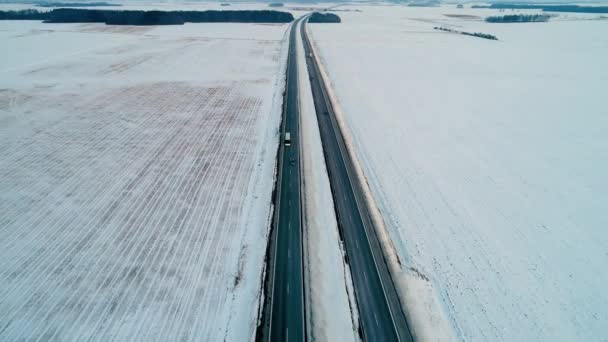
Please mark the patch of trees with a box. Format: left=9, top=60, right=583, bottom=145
left=268, top=3, right=284, bottom=7
left=0, top=9, right=48, bottom=20
left=462, top=31, right=498, bottom=40
left=472, top=4, right=608, bottom=14
left=434, top=26, right=498, bottom=40
left=0, top=9, right=294, bottom=25
left=486, top=14, right=551, bottom=23
left=104, top=11, right=184, bottom=25
left=308, top=12, right=341, bottom=23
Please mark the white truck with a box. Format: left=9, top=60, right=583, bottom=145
left=284, top=132, right=291, bottom=146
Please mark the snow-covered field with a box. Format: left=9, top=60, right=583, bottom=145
left=310, top=5, right=608, bottom=341
left=0, top=20, right=288, bottom=341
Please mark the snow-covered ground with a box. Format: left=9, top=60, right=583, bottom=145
left=0, top=20, right=288, bottom=341
left=296, top=20, right=357, bottom=342
left=310, top=5, right=608, bottom=341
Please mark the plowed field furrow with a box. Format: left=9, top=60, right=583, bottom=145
left=0, top=86, right=216, bottom=295
left=36, top=88, right=234, bottom=341
left=74, top=86, right=244, bottom=341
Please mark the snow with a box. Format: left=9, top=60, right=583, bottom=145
left=0, top=20, right=289, bottom=341
left=296, top=19, right=357, bottom=342
left=309, top=5, right=608, bottom=342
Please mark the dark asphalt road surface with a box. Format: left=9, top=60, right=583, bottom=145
left=300, top=19, right=414, bottom=342
left=264, top=17, right=306, bottom=342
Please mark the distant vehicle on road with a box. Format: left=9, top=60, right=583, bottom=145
left=285, top=131, right=291, bottom=146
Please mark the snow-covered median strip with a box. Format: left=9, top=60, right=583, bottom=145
left=297, top=20, right=358, bottom=342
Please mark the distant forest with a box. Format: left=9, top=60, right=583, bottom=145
left=472, top=4, right=608, bottom=14
left=0, top=9, right=46, bottom=20
left=486, top=14, right=551, bottom=23
left=308, top=12, right=341, bottom=23
left=0, top=8, right=294, bottom=25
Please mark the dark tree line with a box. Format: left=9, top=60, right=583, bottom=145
left=486, top=14, right=551, bottom=23
left=434, top=26, right=498, bottom=41
left=461, top=31, right=498, bottom=40
left=0, top=8, right=294, bottom=25
left=308, top=12, right=341, bottom=23
left=0, top=9, right=47, bottom=20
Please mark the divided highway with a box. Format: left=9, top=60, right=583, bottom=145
left=300, top=19, right=414, bottom=342
left=260, top=17, right=306, bottom=342
left=261, top=15, right=413, bottom=342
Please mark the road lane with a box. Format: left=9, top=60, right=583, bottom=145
left=300, top=18, right=413, bottom=342
left=261, top=16, right=306, bottom=342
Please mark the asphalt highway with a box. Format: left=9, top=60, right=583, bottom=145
left=262, top=17, right=306, bottom=342
left=300, top=19, right=414, bottom=342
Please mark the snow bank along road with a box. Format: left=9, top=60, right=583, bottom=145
left=260, top=15, right=306, bottom=342
left=301, top=18, right=413, bottom=342
left=0, top=21, right=287, bottom=341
